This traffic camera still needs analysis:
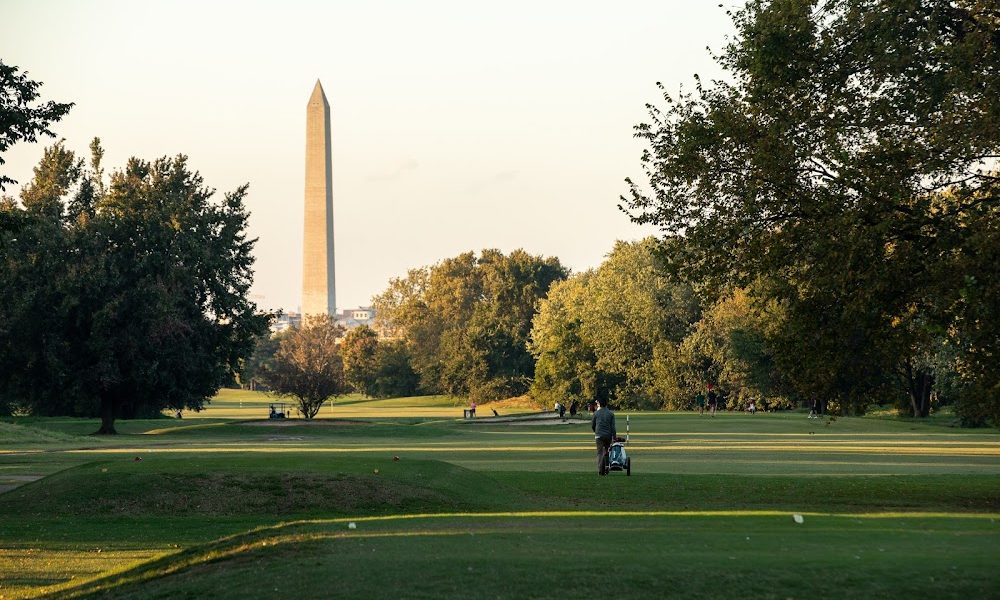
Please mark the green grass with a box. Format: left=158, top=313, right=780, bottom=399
left=0, top=395, right=997, bottom=599
left=35, top=514, right=999, bottom=600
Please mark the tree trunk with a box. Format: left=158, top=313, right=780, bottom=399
left=918, top=371, right=933, bottom=418
left=95, top=395, right=118, bottom=435
left=904, top=361, right=934, bottom=418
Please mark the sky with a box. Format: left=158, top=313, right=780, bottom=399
left=1, top=0, right=739, bottom=312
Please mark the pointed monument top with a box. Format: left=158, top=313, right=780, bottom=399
left=309, top=80, right=328, bottom=106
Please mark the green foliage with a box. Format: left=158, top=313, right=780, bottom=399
left=374, top=249, right=567, bottom=402
left=530, top=239, right=700, bottom=409
left=0, top=60, right=74, bottom=190
left=341, top=325, right=379, bottom=396
left=261, top=315, right=346, bottom=418
left=621, top=0, right=1000, bottom=418
left=238, top=329, right=288, bottom=391
left=673, top=288, right=793, bottom=409
left=372, top=340, right=421, bottom=398
left=0, top=140, right=270, bottom=432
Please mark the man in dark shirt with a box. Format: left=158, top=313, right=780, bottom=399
left=591, top=398, right=617, bottom=475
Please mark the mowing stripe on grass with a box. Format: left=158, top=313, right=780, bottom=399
left=65, top=445, right=1000, bottom=456
left=254, top=510, right=1000, bottom=530
left=479, top=431, right=1000, bottom=439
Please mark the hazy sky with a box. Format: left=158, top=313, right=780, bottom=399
left=2, top=1, right=739, bottom=312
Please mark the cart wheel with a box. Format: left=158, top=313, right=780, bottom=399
left=626, top=457, right=631, bottom=476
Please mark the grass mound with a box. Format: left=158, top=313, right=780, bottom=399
left=0, top=421, right=89, bottom=446
left=0, top=454, right=508, bottom=517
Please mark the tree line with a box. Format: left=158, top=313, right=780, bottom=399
left=4, top=0, right=997, bottom=427
left=266, top=0, right=998, bottom=424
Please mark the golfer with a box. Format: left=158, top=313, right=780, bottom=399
left=591, top=398, right=616, bottom=475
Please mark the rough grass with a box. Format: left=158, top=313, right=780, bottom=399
left=0, top=456, right=503, bottom=518
left=0, top=421, right=97, bottom=447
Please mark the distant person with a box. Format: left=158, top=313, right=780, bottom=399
left=695, top=391, right=706, bottom=415
left=707, top=385, right=718, bottom=417
left=470, top=401, right=477, bottom=418
left=591, top=398, right=617, bottom=476
left=176, top=410, right=182, bottom=419
left=748, top=401, right=756, bottom=415
left=557, top=402, right=566, bottom=418
left=569, top=400, right=579, bottom=416
left=808, top=398, right=819, bottom=419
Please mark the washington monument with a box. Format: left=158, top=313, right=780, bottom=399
left=302, top=80, right=335, bottom=318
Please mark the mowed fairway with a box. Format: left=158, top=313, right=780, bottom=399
left=1, top=393, right=998, bottom=599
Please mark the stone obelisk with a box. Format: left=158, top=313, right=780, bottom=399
left=302, top=80, right=335, bottom=320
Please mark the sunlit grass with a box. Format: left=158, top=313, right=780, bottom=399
left=2, top=401, right=998, bottom=599
left=24, top=513, right=1000, bottom=600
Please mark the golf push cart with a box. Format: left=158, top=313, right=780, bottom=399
left=606, top=415, right=631, bottom=475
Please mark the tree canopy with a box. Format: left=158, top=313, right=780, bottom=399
left=620, top=0, right=1000, bottom=417
left=0, top=140, right=270, bottom=431
left=530, top=239, right=701, bottom=410
left=261, top=315, right=346, bottom=419
left=0, top=60, right=74, bottom=190
left=374, top=249, right=567, bottom=402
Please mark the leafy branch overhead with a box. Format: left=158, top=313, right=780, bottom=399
left=0, top=60, right=74, bottom=190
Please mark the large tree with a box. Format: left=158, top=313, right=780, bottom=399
left=0, top=60, right=73, bottom=190
left=341, top=325, right=379, bottom=397
left=529, top=238, right=701, bottom=409
left=262, top=315, right=346, bottom=419
left=621, top=0, right=1000, bottom=415
left=675, top=287, right=793, bottom=410
left=374, top=249, right=567, bottom=401
left=0, top=140, right=270, bottom=432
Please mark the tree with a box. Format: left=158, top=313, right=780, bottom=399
left=621, top=0, right=1000, bottom=415
left=240, top=329, right=288, bottom=391
left=529, top=239, right=700, bottom=409
left=261, top=315, right=346, bottom=419
left=675, top=287, right=793, bottom=410
left=341, top=325, right=379, bottom=396
left=461, top=249, right=568, bottom=401
left=372, top=340, right=421, bottom=398
left=374, top=249, right=567, bottom=402
left=528, top=273, right=599, bottom=408
left=0, top=60, right=74, bottom=190
left=0, top=141, right=271, bottom=432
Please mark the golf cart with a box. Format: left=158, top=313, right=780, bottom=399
left=606, top=415, right=631, bottom=475
left=268, top=403, right=286, bottom=419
